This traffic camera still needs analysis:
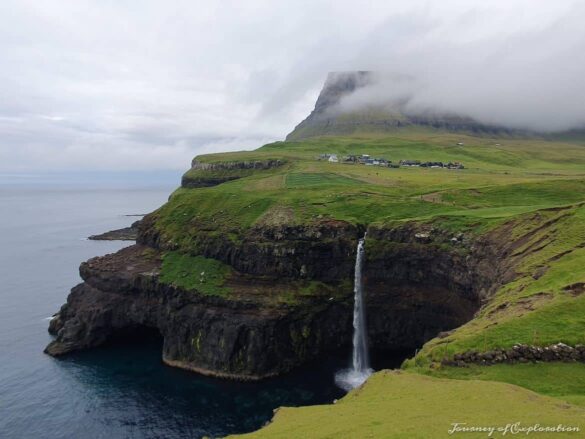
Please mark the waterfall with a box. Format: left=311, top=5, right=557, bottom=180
left=335, top=235, right=372, bottom=391
left=352, top=237, right=369, bottom=372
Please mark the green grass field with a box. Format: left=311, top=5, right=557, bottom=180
left=152, top=132, right=585, bottom=256
left=418, top=363, right=585, bottom=407
left=231, top=371, right=585, bottom=439
left=152, top=130, right=585, bottom=437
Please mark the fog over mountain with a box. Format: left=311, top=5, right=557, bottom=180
left=1, top=0, right=584, bottom=172
left=332, top=70, right=585, bottom=133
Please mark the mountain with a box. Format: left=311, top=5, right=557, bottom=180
left=287, top=71, right=523, bottom=140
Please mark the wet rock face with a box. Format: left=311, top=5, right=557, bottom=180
left=46, top=221, right=509, bottom=380
left=365, top=285, right=478, bottom=352
left=365, top=223, right=506, bottom=301
left=361, top=224, right=505, bottom=352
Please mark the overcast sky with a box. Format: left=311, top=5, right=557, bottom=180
left=1, top=0, right=584, bottom=172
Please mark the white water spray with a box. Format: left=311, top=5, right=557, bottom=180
left=335, top=235, right=373, bottom=391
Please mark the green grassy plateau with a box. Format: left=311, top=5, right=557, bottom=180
left=151, top=129, right=585, bottom=438
left=156, top=132, right=585, bottom=246
left=230, top=371, right=585, bottom=439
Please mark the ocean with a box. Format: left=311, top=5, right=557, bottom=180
left=0, top=180, right=351, bottom=439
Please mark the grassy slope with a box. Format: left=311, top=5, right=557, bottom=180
left=418, top=363, right=585, bottom=407
left=231, top=371, right=585, bottom=439
left=154, top=132, right=585, bottom=251
left=403, top=204, right=585, bottom=364
left=153, top=130, right=585, bottom=436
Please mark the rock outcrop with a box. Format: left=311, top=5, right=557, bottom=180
left=88, top=220, right=141, bottom=241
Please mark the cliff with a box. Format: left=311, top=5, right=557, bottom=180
left=182, top=159, right=285, bottom=188
left=45, top=74, right=585, bottom=385
left=46, top=210, right=533, bottom=379
left=45, top=245, right=352, bottom=379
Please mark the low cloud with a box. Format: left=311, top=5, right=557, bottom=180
left=0, top=0, right=584, bottom=172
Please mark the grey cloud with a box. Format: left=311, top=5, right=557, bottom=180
left=0, top=0, right=583, bottom=172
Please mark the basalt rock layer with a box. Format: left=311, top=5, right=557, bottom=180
left=45, top=245, right=353, bottom=379
left=138, top=217, right=363, bottom=282
left=88, top=220, right=141, bottom=241
left=181, top=159, right=285, bottom=188
left=45, top=217, right=514, bottom=379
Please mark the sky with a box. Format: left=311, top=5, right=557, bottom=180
left=1, top=0, right=584, bottom=173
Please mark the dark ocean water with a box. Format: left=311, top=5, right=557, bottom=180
left=0, top=182, right=405, bottom=439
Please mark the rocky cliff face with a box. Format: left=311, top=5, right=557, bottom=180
left=138, top=217, right=363, bottom=281
left=286, top=71, right=519, bottom=140
left=45, top=245, right=353, bottom=379
left=181, top=159, right=284, bottom=188
left=45, top=217, right=514, bottom=380
left=363, top=223, right=513, bottom=350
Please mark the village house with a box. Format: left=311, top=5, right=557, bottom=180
left=323, top=152, right=394, bottom=167
left=417, top=161, right=465, bottom=169
left=420, top=161, right=444, bottom=168
left=321, top=153, right=462, bottom=170
left=356, top=154, right=371, bottom=164
left=399, top=160, right=421, bottom=167
left=363, top=156, right=390, bottom=166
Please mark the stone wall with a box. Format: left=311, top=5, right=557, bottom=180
left=442, top=343, right=585, bottom=367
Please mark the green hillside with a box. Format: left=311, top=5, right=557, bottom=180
left=154, top=131, right=585, bottom=251
left=231, top=371, right=585, bottom=439
left=151, top=130, right=585, bottom=437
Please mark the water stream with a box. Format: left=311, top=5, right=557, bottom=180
left=335, top=235, right=373, bottom=391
